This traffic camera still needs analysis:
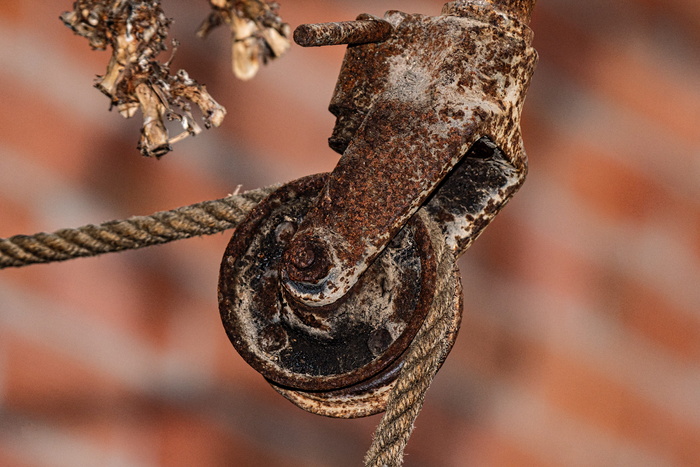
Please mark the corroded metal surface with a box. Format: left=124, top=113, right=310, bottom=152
left=271, top=227, right=463, bottom=419
left=219, top=175, right=438, bottom=393
left=293, top=15, right=392, bottom=47
left=219, top=180, right=463, bottom=417
left=447, top=0, right=536, bottom=24
left=282, top=2, right=537, bottom=307
left=425, top=136, right=524, bottom=256
left=218, top=0, right=537, bottom=418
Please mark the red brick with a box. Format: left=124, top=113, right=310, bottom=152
left=455, top=427, right=557, bottom=467
left=616, top=280, right=700, bottom=362
left=565, top=148, right=664, bottom=223
left=403, top=399, right=556, bottom=466
left=3, top=335, right=135, bottom=421
left=0, top=197, right=34, bottom=237
left=625, top=0, right=700, bottom=61
left=76, top=131, right=234, bottom=217
left=2, top=258, right=162, bottom=347
left=535, top=7, right=700, bottom=146
left=454, top=303, right=543, bottom=381
left=694, top=210, right=700, bottom=259
left=0, top=1, right=21, bottom=20
left=220, top=72, right=339, bottom=179
left=157, top=410, right=256, bottom=467
left=399, top=407, right=467, bottom=466
left=1, top=334, right=161, bottom=462
left=0, top=450, right=34, bottom=467
left=0, top=76, right=100, bottom=184
left=214, top=340, right=294, bottom=410
left=474, top=215, right=601, bottom=303
left=155, top=407, right=316, bottom=467
left=534, top=350, right=700, bottom=465
left=589, top=47, right=700, bottom=148
left=454, top=300, right=700, bottom=465
left=553, top=139, right=700, bottom=277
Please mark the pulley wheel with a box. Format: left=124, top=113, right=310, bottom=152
left=218, top=174, right=462, bottom=417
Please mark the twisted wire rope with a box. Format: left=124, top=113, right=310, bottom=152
left=365, top=213, right=459, bottom=466
left=0, top=186, right=276, bottom=269
left=0, top=184, right=454, bottom=467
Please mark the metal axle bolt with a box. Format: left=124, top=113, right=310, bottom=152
left=283, top=236, right=331, bottom=284
left=288, top=244, right=316, bottom=270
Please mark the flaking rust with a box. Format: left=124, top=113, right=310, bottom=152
left=293, top=15, right=393, bottom=48
left=218, top=0, right=537, bottom=418
left=281, top=0, right=537, bottom=307
left=197, top=0, right=291, bottom=80
left=219, top=175, right=453, bottom=417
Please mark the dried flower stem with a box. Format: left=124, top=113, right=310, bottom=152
left=198, top=0, right=291, bottom=80
left=61, top=0, right=226, bottom=158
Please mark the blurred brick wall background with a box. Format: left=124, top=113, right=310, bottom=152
left=1, top=1, right=699, bottom=466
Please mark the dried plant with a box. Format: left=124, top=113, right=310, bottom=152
left=197, top=0, right=291, bottom=80
left=61, top=1, right=226, bottom=158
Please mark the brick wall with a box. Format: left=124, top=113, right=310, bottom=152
left=0, top=1, right=698, bottom=466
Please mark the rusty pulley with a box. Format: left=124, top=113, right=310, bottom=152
left=218, top=0, right=537, bottom=418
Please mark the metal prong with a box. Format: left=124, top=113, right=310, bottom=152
left=293, top=18, right=393, bottom=47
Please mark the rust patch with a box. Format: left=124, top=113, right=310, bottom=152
left=294, top=15, right=392, bottom=47
left=219, top=175, right=437, bottom=394
left=218, top=0, right=538, bottom=418
left=281, top=1, right=537, bottom=306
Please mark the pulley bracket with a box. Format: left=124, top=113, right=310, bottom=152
left=218, top=0, right=537, bottom=417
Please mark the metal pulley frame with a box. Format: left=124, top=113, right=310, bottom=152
left=218, top=0, right=537, bottom=418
